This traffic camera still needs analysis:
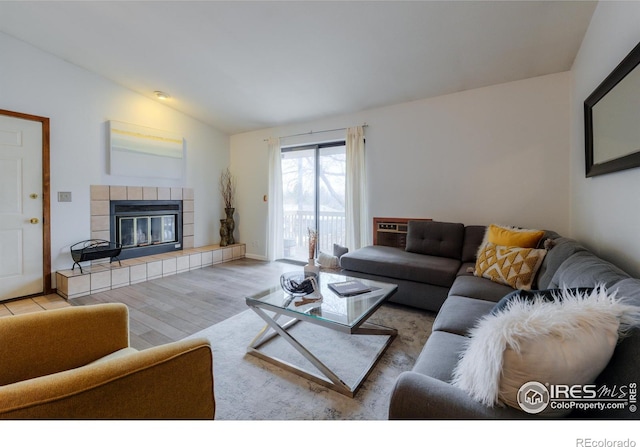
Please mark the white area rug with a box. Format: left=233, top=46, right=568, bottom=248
left=186, top=303, right=434, bottom=420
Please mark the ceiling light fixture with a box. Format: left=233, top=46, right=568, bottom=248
left=154, top=91, right=171, bottom=100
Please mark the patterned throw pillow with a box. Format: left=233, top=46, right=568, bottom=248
left=475, top=242, right=547, bottom=290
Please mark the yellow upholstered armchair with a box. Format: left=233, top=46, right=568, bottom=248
left=0, top=303, right=214, bottom=419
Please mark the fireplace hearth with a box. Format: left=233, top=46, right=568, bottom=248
left=110, top=200, right=183, bottom=260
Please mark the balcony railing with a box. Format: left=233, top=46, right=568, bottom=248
left=283, top=210, right=345, bottom=260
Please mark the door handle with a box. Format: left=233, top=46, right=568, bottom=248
left=30, top=218, right=39, bottom=224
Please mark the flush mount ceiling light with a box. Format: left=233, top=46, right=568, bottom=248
left=154, top=91, right=171, bottom=100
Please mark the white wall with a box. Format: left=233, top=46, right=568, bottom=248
left=0, top=32, right=229, bottom=283
left=571, top=1, right=640, bottom=278
left=231, top=72, right=572, bottom=260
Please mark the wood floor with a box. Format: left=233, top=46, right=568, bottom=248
left=71, top=258, right=294, bottom=349
left=2, top=258, right=295, bottom=350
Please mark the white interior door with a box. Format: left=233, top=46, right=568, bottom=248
left=0, top=115, right=43, bottom=300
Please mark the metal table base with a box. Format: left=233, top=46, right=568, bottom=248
left=246, top=305, right=397, bottom=398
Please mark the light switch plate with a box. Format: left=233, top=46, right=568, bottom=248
left=58, top=191, right=72, bottom=202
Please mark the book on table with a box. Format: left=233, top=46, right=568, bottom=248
left=328, top=279, right=372, bottom=297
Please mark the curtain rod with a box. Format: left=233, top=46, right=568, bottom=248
left=264, top=123, right=368, bottom=142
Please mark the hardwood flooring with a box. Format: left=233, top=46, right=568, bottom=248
left=70, top=258, right=294, bottom=349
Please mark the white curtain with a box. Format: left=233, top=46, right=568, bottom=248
left=345, top=126, right=369, bottom=250
left=267, top=137, right=284, bottom=261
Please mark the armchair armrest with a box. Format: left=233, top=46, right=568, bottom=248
left=0, top=338, right=215, bottom=419
left=0, top=304, right=130, bottom=386
left=388, top=371, right=531, bottom=419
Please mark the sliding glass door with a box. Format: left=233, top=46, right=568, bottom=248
left=281, top=142, right=346, bottom=262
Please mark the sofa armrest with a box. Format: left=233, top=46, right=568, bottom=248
left=0, top=304, right=131, bottom=385
left=388, top=371, right=530, bottom=419
left=0, top=338, right=214, bottom=419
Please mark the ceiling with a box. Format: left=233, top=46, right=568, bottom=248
left=0, top=1, right=597, bottom=135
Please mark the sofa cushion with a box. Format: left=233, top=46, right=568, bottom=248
left=456, top=262, right=476, bottom=277
left=433, top=296, right=496, bottom=336
left=339, top=245, right=460, bottom=288
left=461, top=225, right=486, bottom=263
left=405, top=221, right=465, bottom=260
left=412, top=331, right=469, bottom=383
left=452, top=286, right=637, bottom=415
left=536, top=237, right=587, bottom=290
left=548, top=250, right=630, bottom=289
left=448, top=275, right=514, bottom=303
left=474, top=242, right=547, bottom=290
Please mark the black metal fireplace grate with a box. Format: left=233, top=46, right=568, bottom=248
left=70, top=239, right=122, bottom=273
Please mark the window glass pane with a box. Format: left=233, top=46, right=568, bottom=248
left=151, top=217, right=163, bottom=243
left=119, top=218, right=135, bottom=247
left=163, top=216, right=176, bottom=242
left=282, top=148, right=316, bottom=261
left=318, top=145, right=346, bottom=253
left=136, top=218, right=149, bottom=245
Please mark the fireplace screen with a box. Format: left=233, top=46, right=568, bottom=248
left=110, top=200, right=182, bottom=260
left=118, top=215, right=176, bottom=247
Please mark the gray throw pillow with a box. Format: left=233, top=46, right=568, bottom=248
left=333, top=244, right=348, bottom=258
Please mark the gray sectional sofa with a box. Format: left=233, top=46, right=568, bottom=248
left=339, top=221, right=640, bottom=419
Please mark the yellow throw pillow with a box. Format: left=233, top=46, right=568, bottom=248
left=487, top=224, right=545, bottom=249
left=475, top=242, right=547, bottom=290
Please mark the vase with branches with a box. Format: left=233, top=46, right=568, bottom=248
left=307, top=228, right=318, bottom=260
left=219, top=168, right=236, bottom=245
left=304, top=228, right=320, bottom=278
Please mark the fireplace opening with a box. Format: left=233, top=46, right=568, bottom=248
left=110, top=200, right=183, bottom=260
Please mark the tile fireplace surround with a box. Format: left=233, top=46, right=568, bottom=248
left=55, top=185, right=245, bottom=299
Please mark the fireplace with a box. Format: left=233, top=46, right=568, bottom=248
left=110, top=200, right=183, bottom=260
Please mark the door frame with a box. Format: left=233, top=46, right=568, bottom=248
left=0, top=109, right=52, bottom=296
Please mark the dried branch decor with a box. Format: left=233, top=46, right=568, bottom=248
left=219, top=167, right=236, bottom=209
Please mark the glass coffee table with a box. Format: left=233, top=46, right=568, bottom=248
left=245, top=271, right=398, bottom=397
